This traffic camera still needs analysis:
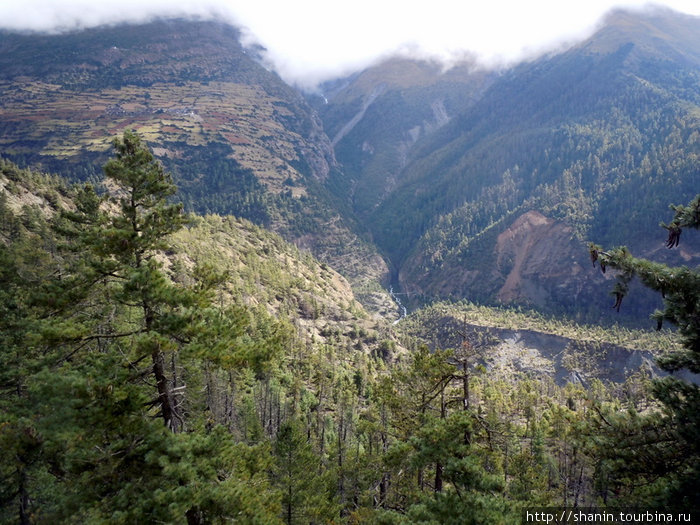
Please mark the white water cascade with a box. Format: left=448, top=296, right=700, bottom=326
left=389, top=286, right=408, bottom=325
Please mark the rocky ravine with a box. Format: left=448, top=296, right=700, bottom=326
left=409, top=317, right=697, bottom=387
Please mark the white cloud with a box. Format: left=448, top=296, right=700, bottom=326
left=1, top=0, right=698, bottom=88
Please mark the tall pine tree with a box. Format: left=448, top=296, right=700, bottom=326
left=0, top=134, right=281, bottom=523
left=588, top=194, right=700, bottom=508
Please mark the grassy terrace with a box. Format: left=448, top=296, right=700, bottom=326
left=400, top=300, right=682, bottom=354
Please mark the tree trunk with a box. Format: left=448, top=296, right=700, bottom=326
left=152, top=348, right=178, bottom=432
left=435, top=388, right=446, bottom=492
left=463, top=371, right=472, bottom=445
left=337, top=408, right=346, bottom=508
left=18, top=467, right=30, bottom=525
left=378, top=426, right=389, bottom=506
left=434, top=462, right=443, bottom=493
left=186, top=507, right=203, bottom=525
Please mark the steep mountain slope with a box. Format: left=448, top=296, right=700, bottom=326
left=341, top=8, right=700, bottom=319
left=0, top=20, right=331, bottom=192
left=314, top=56, right=494, bottom=219
left=0, top=157, right=398, bottom=359
left=0, top=19, right=391, bottom=311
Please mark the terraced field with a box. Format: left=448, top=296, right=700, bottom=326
left=0, top=79, right=313, bottom=194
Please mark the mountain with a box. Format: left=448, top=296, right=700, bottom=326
left=0, top=20, right=330, bottom=189
left=0, top=156, right=398, bottom=363
left=1, top=9, right=699, bottom=323
left=317, top=7, right=700, bottom=321
left=313, top=55, right=495, bottom=220
left=0, top=19, right=391, bottom=313
left=2, top=12, right=699, bottom=520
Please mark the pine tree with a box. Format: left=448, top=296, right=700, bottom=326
left=588, top=194, right=700, bottom=508
left=273, top=419, right=337, bottom=525
left=0, top=178, right=69, bottom=524
left=99, top=130, right=193, bottom=430
left=0, top=137, right=282, bottom=522
left=46, top=131, right=280, bottom=522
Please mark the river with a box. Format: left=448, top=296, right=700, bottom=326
left=389, top=286, right=408, bottom=324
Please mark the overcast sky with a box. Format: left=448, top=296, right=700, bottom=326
left=1, top=0, right=699, bottom=89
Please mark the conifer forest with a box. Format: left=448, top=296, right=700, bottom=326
left=1, top=8, right=700, bottom=524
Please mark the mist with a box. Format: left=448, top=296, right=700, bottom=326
left=1, top=0, right=699, bottom=90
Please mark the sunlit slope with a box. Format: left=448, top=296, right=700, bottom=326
left=0, top=19, right=392, bottom=311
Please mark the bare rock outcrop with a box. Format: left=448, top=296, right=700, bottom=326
left=494, top=210, right=586, bottom=307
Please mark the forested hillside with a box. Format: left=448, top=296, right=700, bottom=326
left=388, top=8, right=700, bottom=316
left=0, top=140, right=392, bottom=523
left=0, top=19, right=391, bottom=313
left=2, top=8, right=700, bottom=521
left=316, top=8, right=700, bottom=321
left=1, top=136, right=697, bottom=522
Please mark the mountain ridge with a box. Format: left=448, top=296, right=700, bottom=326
left=344, top=7, right=700, bottom=320
left=1, top=9, right=698, bottom=322
left=0, top=18, right=394, bottom=314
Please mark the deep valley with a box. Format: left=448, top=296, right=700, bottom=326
left=1, top=7, right=699, bottom=523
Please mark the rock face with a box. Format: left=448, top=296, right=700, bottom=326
left=396, top=303, right=699, bottom=386
left=487, top=328, right=653, bottom=385
left=494, top=210, right=585, bottom=307
left=400, top=209, right=598, bottom=315
left=487, top=326, right=699, bottom=386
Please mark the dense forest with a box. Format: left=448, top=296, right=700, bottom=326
left=317, top=9, right=700, bottom=320
left=1, top=133, right=697, bottom=523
